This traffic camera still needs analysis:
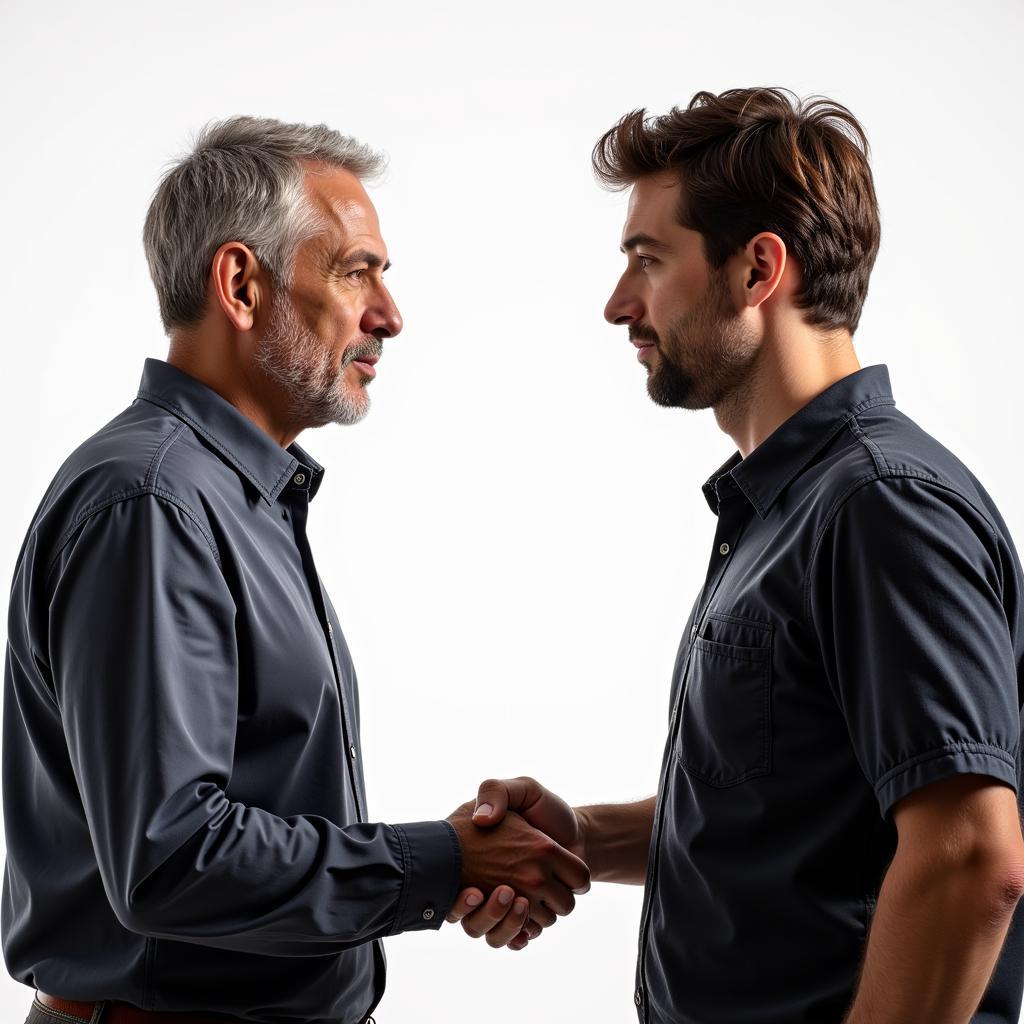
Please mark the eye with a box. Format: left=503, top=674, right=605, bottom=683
left=346, top=268, right=368, bottom=280
left=637, top=254, right=654, bottom=270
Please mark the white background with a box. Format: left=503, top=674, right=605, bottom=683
left=2, top=1, right=1023, bottom=1021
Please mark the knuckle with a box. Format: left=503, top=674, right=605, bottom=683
left=533, top=835, right=556, bottom=858
left=519, top=870, right=545, bottom=892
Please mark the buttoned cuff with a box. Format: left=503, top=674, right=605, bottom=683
left=388, top=820, right=463, bottom=934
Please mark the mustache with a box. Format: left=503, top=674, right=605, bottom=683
left=341, top=336, right=383, bottom=365
left=628, top=324, right=660, bottom=346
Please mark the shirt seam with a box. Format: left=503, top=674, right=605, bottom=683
left=388, top=824, right=413, bottom=936
left=846, top=414, right=889, bottom=477
left=142, top=934, right=155, bottom=1011
left=45, top=486, right=223, bottom=586
left=143, top=420, right=187, bottom=490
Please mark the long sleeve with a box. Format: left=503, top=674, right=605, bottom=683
left=46, top=491, right=461, bottom=956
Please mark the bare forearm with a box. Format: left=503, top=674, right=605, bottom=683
left=843, top=851, right=1024, bottom=1024
left=574, top=796, right=656, bottom=884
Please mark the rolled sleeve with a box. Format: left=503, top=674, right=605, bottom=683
left=807, top=474, right=1020, bottom=819
left=47, top=492, right=460, bottom=954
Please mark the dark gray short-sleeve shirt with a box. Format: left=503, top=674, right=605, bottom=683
left=635, top=364, right=1024, bottom=1024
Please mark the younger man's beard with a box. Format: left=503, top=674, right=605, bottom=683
left=641, top=267, right=759, bottom=411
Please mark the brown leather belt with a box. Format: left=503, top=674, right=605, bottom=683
left=35, top=991, right=250, bottom=1023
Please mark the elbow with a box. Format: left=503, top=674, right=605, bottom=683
left=969, top=846, right=1024, bottom=926
left=992, top=852, right=1024, bottom=913
left=109, top=884, right=169, bottom=937
left=106, top=864, right=184, bottom=938
left=108, top=897, right=158, bottom=937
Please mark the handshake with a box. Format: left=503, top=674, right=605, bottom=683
left=444, top=776, right=590, bottom=952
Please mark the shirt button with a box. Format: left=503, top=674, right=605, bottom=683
left=422, top=907, right=435, bottom=921
left=690, top=625, right=697, bottom=642
left=293, top=472, right=306, bottom=485
left=327, top=623, right=334, bottom=637
left=634, top=988, right=643, bottom=1006
left=349, top=744, right=357, bottom=760
left=719, top=542, right=730, bottom=555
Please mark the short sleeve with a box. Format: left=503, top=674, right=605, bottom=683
left=806, top=475, right=1019, bottom=819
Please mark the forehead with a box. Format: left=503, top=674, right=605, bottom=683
left=622, top=171, right=684, bottom=241
left=302, top=164, right=382, bottom=247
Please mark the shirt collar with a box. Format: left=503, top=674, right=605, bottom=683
left=701, top=363, right=896, bottom=519
left=135, top=357, right=325, bottom=506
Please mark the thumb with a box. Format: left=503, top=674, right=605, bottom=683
left=472, top=778, right=511, bottom=825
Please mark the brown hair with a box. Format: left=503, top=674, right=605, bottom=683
left=592, top=87, right=881, bottom=335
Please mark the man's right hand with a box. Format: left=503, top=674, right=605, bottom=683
left=447, top=777, right=590, bottom=950
left=446, top=796, right=590, bottom=926
left=470, top=776, right=587, bottom=862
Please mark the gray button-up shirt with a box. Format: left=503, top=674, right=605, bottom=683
left=2, top=357, right=463, bottom=1024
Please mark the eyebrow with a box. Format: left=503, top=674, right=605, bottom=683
left=619, top=232, right=671, bottom=254
left=332, top=249, right=392, bottom=273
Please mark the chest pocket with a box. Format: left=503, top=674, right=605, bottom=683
left=675, top=611, right=774, bottom=787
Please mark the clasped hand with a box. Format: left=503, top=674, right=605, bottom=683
left=444, top=777, right=588, bottom=951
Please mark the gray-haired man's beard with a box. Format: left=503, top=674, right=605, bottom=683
left=253, top=288, right=381, bottom=428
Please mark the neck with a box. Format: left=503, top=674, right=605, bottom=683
left=716, top=320, right=861, bottom=458
left=166, top=326, right=299, bottom=449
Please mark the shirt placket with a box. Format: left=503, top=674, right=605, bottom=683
left=633, top=480, right=753, bottom=1021
left=284, top=471, right=366, bottom=823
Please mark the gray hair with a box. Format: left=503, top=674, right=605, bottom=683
left=142, top=115, right=387, bottom=334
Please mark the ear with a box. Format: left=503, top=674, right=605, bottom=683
left=738, top=231, right=788, bottom=310
left=208, top=241, right=266, bottom=332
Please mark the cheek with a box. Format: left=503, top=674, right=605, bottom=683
left=650, top=266, right=705, bottom=325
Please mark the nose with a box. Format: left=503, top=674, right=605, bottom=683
left=363, top=284, right=403, bottom=339
left=603, top=274, right=645, bottom=327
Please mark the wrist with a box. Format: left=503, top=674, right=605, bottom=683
left=573, top=805, right=596, bottom=872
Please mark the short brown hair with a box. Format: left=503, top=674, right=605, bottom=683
left=592, top=87, right=881, bottom=335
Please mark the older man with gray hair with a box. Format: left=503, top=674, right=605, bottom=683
left=0, top=116, right=589, bottom=1024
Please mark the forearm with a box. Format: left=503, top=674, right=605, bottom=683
left=574, top=796, right=656, bottom=884
left=843, top=849, right=1024, bottom=1024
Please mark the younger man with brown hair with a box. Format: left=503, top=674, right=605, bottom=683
left=455, top=86, right=1024, bottom=1024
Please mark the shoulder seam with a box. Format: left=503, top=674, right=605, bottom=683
left=846, top=414, right=889, bottom=477
left=143, top=421, right=187, bottom=490
left=45, top=487, right=222, bottom=586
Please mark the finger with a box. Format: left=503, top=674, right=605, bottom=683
left=523, top=919, right=542, bottom=940
left=508, top=928, right=530, bottom=952
left=529, top=902, right=558, bottom=929
left=539, top=885, right=576, bottom=918
left=485, top=896, right=530, bottom=949
left=472, top=778, right=512, bottom=825
left=445, top=887, right=484, bottom=924
left=473, top=775, right=550, bottom=825
left=545, top=843, right=591, bottom=896
left=460, top=885, right=518, bottom=939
